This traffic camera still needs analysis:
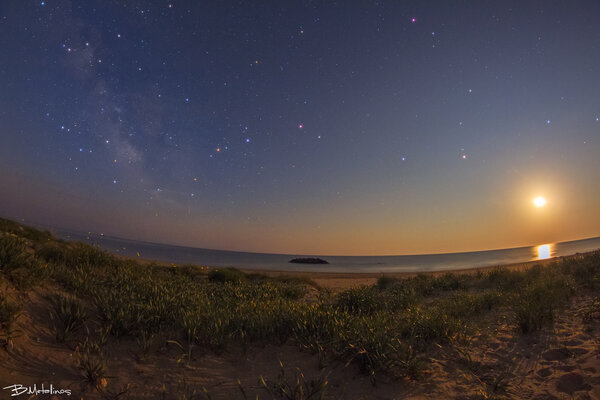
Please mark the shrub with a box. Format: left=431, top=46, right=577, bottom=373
left=397, top=306, right=463, bottom=350
left=442, top=290, right=503, bottom=319
left=482, top=268, right=525, bottom=291
left=259, top=362, right=329, bottom=400
left=208, top=267, right=246, bottom=283
left=69, top=243, right=114, bottom=268
left=560, top=252, right=600, bottom=290
left=0, top=235, right=46, bottom=288
left=513, top=275, right=575, bottom=333
left=341, top=313, right=418, bottom=378
left=376, top=274, right=398, bottom=290
left=77, top=339, right=106, bottom=387
left=407, top=274, right=436, bottom=296
left=36, top=242, right=70, bottom=264
left=276, top=282, right=308, bottom=300
left=0, top=235, right=30, bottom=273
left=432, top=272, right=469, bottom=291
left=50, top=294, right=87, bottom=342
left=0, top=218, right=53, bottom=243
left=169, top=264, right=207, bottom=280
left=336, top=286, right=380, bottom=314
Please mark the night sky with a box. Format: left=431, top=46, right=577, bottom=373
left=1, top=1, right=599, bottom=255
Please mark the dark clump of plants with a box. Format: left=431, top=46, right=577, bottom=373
left=37, top=240, right=114, bottom=270
left=0, top=234, right=46, bottom=288
left=376, top=274, right=398, bottom=290
left=512, top=274, right=575, bottom=333
left=77, top=339, right=107, bottom=387
left=259, top=361, right=329, bottom=400
left=208, top=267, right=247, bottom=283
left=50, top=294, right=87, bottom=342
left=0, top=217, right=53, bottom=243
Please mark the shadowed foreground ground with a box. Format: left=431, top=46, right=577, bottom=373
left=0, top=217, right=599, bottom=399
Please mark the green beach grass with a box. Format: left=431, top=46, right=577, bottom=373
left=0, top=217, right=599, bottom=398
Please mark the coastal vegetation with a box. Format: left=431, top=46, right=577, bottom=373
left=0, top=217, right=599, bottom=399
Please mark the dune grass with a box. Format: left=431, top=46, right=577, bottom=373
left=0, top=217, right=599, bottom=384
left=0, top=234, right=47, bottom=289
left=259, top=361, right=329, bottom=400
left=50, top=293, right=87, bottom=342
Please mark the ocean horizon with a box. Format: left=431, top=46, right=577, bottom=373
left=54, top=229, right=600, bottom=273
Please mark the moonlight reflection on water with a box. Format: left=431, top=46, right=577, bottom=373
left=537, top=244, right=552, bottom=260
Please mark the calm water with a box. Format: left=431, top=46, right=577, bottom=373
left=55, top=230, right=600, bottom=273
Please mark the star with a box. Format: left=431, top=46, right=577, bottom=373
left=546, top=120, right=551, bottom=124
left=411, top=18, right=416, bottom=23
left=298, top=124, right=303, bottom=129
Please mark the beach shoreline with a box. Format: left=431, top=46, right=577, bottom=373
left=115, top=250, right=597, bottom=290
left=244, top=252, right=592, bottom=289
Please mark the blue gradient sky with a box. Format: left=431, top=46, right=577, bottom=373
left=1, top=1, right=599, bottom=255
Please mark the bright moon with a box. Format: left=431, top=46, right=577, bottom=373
left=533, top=196, right=547, bottom=207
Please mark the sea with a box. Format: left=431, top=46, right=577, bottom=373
left=54, top=230, right=600, bottom=273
